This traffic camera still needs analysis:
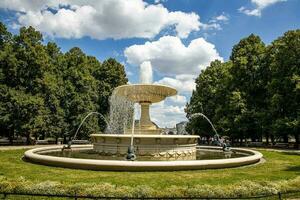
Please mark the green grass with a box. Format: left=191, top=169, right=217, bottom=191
left=0, top=148, right=299, bottom=198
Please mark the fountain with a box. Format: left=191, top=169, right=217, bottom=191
left=23, top=63, right=263, bottom=171
left=90, top=84, right=199, bottom=160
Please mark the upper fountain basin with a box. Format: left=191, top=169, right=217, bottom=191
left=113, top=84, right=177, bottom=103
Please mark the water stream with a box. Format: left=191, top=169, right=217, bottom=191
left=189, top=112, right=218, bottom=136
left=107, top=93, right=134, bottom=134
left=72, top=112, right=111, bottom=142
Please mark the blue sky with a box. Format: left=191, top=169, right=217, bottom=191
left=0, top=0, right=299, bottom=127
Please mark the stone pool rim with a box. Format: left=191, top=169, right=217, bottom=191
left=24, top=145, right=263, bottom=171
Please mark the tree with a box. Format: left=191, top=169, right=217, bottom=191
left=0, top=87, right=46, bottom=144
left=267, top=30, right=300, bottom=146
left=41, top=42, right=68, bottom=142
left=187, top=31, right=299, bottom=147
left=93, top=58, right=128, bottom=114
left=62, top=47, right=100, bottom=139
left=229, top=34, right=267, bottom=141
left=186, top=60, right=232, bottom=139
left=0, top=22, right=129, bottom=143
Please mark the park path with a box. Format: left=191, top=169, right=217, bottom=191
left=0, top=145, right=56, bottom=150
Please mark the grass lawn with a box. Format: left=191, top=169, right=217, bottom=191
left=0, top=148, right=299, bottom=198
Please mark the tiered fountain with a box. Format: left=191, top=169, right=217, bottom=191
left=91, top=84, right=199, bottom=160
left=24, top=63, right=263, bottom=171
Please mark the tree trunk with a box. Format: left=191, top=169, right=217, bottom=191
left=240, top=137, right=243, bottom=146
left=295, top=133, right=299, bottom=149
left=283, top=135, right=288, bottom=143
left=26, top=133, right=30, bottom=145
left=8, top=130, right=14, bottom=145
left=266, top=133, right=269, bottom=145
left=271, top=134, right=275, bottom=145
left=63, top=135, right=67, bottom=144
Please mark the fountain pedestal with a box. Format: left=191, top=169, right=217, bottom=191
left=140, top=102, right=156, bottom=130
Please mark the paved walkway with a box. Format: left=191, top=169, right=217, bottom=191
left=254, top=147, right=300, bottom=154
left=0, top=145, right=56, bottom=150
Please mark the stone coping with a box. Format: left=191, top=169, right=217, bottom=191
left=24, top=145, right=263, bottom=171
left=90, top=134, right=200, bottom=138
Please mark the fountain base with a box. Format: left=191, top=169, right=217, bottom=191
left=90, top=134, right=199, bottom=160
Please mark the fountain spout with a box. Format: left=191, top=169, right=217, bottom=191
left=127, top=103, right=136, bottom=161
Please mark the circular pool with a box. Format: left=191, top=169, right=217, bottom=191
left=24, top=145, right=263, bottom=171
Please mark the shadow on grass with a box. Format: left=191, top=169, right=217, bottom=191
left=284, top=165, right=300, bottom=174
left=281, top=151, right=300, bottom=156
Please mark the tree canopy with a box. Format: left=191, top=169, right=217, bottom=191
left=0, top=22, right=128, bottom=143
left=187, top=30, right=300, bottom=146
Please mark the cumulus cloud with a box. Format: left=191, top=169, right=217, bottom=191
left=125, top=35, right=222, bottom=76
left=209, top=14, right=229, bottom=23
left=215, top=14, right=229, bottom=21
left=198, top=13, right=229, bottom=31
left=0, top=0, right=201, bottom=39
left=200, top=22, right=221, bottom=31
left=155, top=74, right=196, bottom=93
left=150, top=101, right=186, bottom=127
left=239, top=0, right=286, bottom=17
left=168, top=95, right=187, bottom=105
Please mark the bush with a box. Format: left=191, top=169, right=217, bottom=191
left=0, top=175, right=299, bottom=198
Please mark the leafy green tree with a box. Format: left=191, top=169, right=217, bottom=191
left=0, top=87, right=46, bottom=144
left=0, top=26, right=49, bottom=143
left=93, top=58, right=128, bottom=114
left=0, top=22, right=129, bottom=143
left=266, top=30, right=300, bottom=145
left=186, top=60, right=232, bottom=139
left=0, top=22, right=13, bottom=140
left=62, top=47, right=100, bottom=139
left=229, top=34, right=267, bottom=141
left=41, top=42, right=68, bottom=142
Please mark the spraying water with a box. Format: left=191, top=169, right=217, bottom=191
left=72, top=112, right=111, bottom=141
left=126, top=103, right=137, bottom=161
left=130, top=103, right=136, bottom=147
left=189, top=112, right=231, bottom=151
left=140, top=61, right=153, bottom=84
left=107, top=93, right=134, bottom=134
left=189, top=113, right=218, bottom=136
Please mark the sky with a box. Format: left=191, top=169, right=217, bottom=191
left=0, top=0, right=299, bottom=127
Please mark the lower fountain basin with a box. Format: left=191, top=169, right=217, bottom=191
left=24, top=145, right=263, bottom=171
left=90, top=134, right=199, bottom=160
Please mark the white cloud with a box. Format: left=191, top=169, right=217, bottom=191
left=124, top=35, right=222, bottom=76
left=155, top=74, right=196, bottom=93
left=0, top=0, right=201, bottom=39
left=209, top=14, right=229, bottom=23
left=132, top=99, right=187, bottom=127
left=215, top=14, right=229, bottom=21
left=200, top=13, right=229, bottom=31
left=168, top=95, right=187, bottom=105
left=154, top=0, right=167, bottom=4
left=239, top=0, right=286, bottom=17
left=150, top=101, right=187, bottom=127
left=200, top=22, right=221, bottom=31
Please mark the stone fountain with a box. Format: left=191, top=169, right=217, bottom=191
left=90, top=84, right=199, bottom=160
left=24, top=63, right=263, bottom=170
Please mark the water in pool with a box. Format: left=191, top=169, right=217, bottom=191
left=39, top=149, right=249, bottom=161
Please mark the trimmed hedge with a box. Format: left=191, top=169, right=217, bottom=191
left=0, top=176, right=299, bottom=198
